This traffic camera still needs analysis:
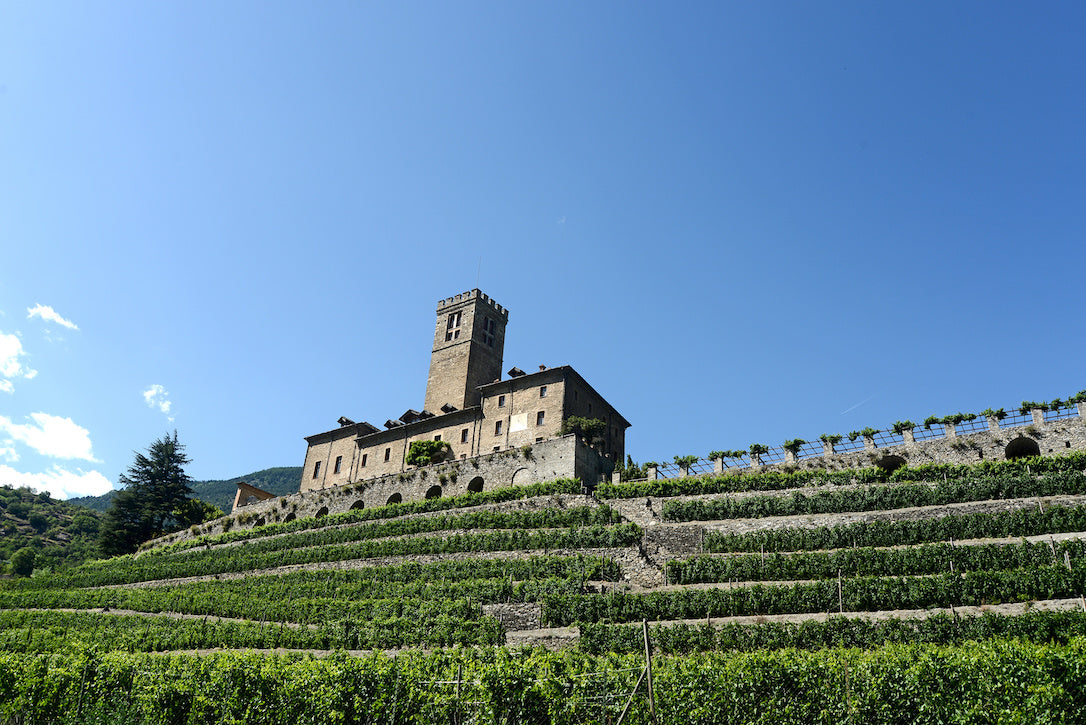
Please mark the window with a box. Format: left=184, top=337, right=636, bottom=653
left=495, top=420, right=503, bottom=435
left=444, top=311, right=462, bottom=341
left=361, top=453, right=368, bottom=467
left=461, top=428, right=469, bottom=443
left=333, top=456, right=342, bottom=474
left=498, top=394, right=506, bottom=407
left=574, top=390, right=579, bottom=401
left=493, top=446, right=501, bottom=452
left=384, top=447, right=391, bottom=462
left=312, top=461, right=321, bottom=479
left=536, top=411, right=545, bottom=426
left=540, top=386, right=547, bottom=398
left=482, top=316, right=497, bottom=347
left=535, top=437, right=543, bottom=443
left=434, top=434, right=441, bottom=441
left=588, top=403, right=593, bottom=414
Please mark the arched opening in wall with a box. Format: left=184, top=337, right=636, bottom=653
left=350, top=500, right=365, bottom=510
left=386, top=493, right=402, bottom=506
left=283, top=513, right=296, bottom=523
left=425, top=485, right=442, bottom=500
left=467, top=476, right=484, bottom=494
left=315, top=506, right=329, bottom=518
left=875, top=455, right=906, bottom=473
left=511, top=467, right=531, bottom=487
left=1005, top=437, right=1041, bottom=460
left=254, top=517, right=265, bottom=528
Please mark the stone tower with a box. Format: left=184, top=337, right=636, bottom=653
left=423, top=290, right=508, bottom=413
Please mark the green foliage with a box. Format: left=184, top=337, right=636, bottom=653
left=0, top=486, right=103, bottom=572
left=9, top=547, right=35, bottom=577
left=405, top=439, right=451, bottom=466
left=859, top=426, right=879, bottom=438
left=847, top=430, right=861, bottom=441
left=980, top=407, right=1007, bottom=420
left=891, top=420, right=915, bottom=434
left=172, top=498, right=223, bottom=527
left=782, top=439, right=806, bottom=454
left=557, top=416, right=606, bottom=444
left=673, top=454, right=698, bottom=470
left=1021, top=400, right=1047, bottom=414
left=748, top=443, right=768, bottom=455
left=99, top=432, right=194, bottom=557
left=818, top=434, right=842, bottom=446
left=617, top=455, right=648, bottom=481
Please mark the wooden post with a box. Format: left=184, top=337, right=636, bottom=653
left=643, top=619, right=658, bottom=724
left=454, top=663, right=463, bottom=725
left=838, top=570, right=843, bottom=614
left=1065, top=550, right=1072, bottom=572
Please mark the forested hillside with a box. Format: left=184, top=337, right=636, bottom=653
left=69, top=466, right=302, bottom=514
left=0, top=485, right=102, bottom=574
left=5, top=454, right=1086, bottom=722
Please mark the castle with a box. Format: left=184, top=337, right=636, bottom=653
left=295, top=289, right=629, bottom=506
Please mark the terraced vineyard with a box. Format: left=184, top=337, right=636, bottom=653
left=6, top=456, right=1086, bottom=723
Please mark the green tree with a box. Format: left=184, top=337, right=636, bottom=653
left=99, top=432, right=194, bottom=556
left=558, top=416, right=606, bottom=445
left=405, top=440, right=451, bottom=467
left=10, top=546, right=35, bottom=577
left=173, top=499, right=224, bottom=527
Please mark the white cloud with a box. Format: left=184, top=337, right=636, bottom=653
left=0, top=413, right=99, bottom=461
left=143, top=384, right=174, bottom=420
left=27, top=304, right=79, bottom=331
left=0, top=464, right=112, bottom=499
left=0, top=331, right=37, bottom=393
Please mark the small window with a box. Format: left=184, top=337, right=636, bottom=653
left=498, top=394, right=506, bottom=407
left=361, top=453, right=368, bottom=467
left=540, top=386, right=547, bottom=398
left=333, top=456, right=342, bottom=474
left=493, top=446, right=500, bottom=452
left=482, top=316, right=496, bottom=347
left=384, top=447, right=391, bottom=462
left=444, top=311, right=462, bottom=341
left=535, top=437, right=543, bottom=443
left=574, top=390, right=579, bottom=401
left=434, top=434, right=441, bottom=441
left=312, top=461, right=321, bottom=479
left=495, top=420, right=503, bottom=435
left=536, top=411, right=545, bottom=426
left=461, top=428, right=469, bottom=444
left=588, top=403, right=593, bottom=413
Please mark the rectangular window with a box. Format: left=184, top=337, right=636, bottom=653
left=495, top=420, right=503, bottom=435
left=482, top=316, right=496, bottom=347
left=333, top=456, right=342, bottom=474
left=588, top=403, right=593, bottom=413
left=444, top=311, right=462, bottom=341
left=361, top=453, right=368, bottom=467
left=498, top=394, right=506, bottom=407
left=535, top=437, right=543, bottom=443
left=384, top=447, right=391, bottom=462
left=493, top=446, right=500, bottom=452
left=540, top=386, right=547, bottom=398
left=536, top=411, right=545, bottom=426
left=434, top=434, right=441, bottom=441
left=461, top=428, right=469, bottom=443
left=312, top=461, right=321, bottom=479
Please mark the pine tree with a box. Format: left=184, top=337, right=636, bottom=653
left=99, top=432, right=194, bottom=556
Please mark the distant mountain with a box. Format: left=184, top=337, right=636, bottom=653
left=69, top=467, right=302, bottom=514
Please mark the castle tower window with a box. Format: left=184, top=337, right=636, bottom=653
left=384, top=447, right=391, bottom=462
left=434, top=434, right=441, bottom=441
left=360, top=454, right=368, bottom=467
left=540, top=386, right=547, bottom=398
left=312, top=461, right=321, bottom=479
left=536, top=411, right=545, bottom=426
left=444, top=311, right=462, bottom=342
left=333, top=456, right=342, bottom=474
left=482, top=316, right=497, bottom=347
left=498, top=395, right=506, bottom=407
left=461, top=428, right=469, bottom=443
left=495, top=420, right=503, bottom=435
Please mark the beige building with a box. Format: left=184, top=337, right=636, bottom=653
left=299, top=289, right=629, bottom=496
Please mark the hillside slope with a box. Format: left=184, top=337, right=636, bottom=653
left=0, top=485, right=102, bottom=573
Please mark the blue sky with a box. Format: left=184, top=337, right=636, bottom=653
left=2, top=3, right=1084, bottom=498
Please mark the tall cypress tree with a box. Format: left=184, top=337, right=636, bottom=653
left=99, top=431, right=194, bottom=556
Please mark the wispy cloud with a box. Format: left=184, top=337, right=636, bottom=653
left=840, top=395, right=874, bottom=415
left=0, top=331, right=38, bottom=393
left=27, top=304, right=79, bottom=331
left=0, top=413, right=99, bottom=461
left=0, top=464, right=112, bottom=499
left=143, top=384, right=174, bottom=421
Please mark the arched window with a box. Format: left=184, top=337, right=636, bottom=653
left=350, top=500, right=365, bottom=510
left=426, top=485, right=442, bottom=500
left=315, top=506, right=329, bottom=518
left=1005, top=437, right=1040, bottom=460
left=467, top=476, right=484, bottom=494
left=386, top=493, right=402, bottom=506
left=875, top=455, right=906, bottom=473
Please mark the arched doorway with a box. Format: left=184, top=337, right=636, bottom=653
left=315, top=506, right=329, bottom=518
left=875, top=455, right=906, bottom=473
left=1005, top=437, right=1040, bottom=460
left=283, top=513, right=296, bottom=523
left=425, top=485, right=442, bottom=500
left=467, top=476, right=484, bottom=494
left=386, top=493, right=402, bottom=506
left=511, top=468, right=531, bottom=486
left=350, top=500, right=365, bottom=510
